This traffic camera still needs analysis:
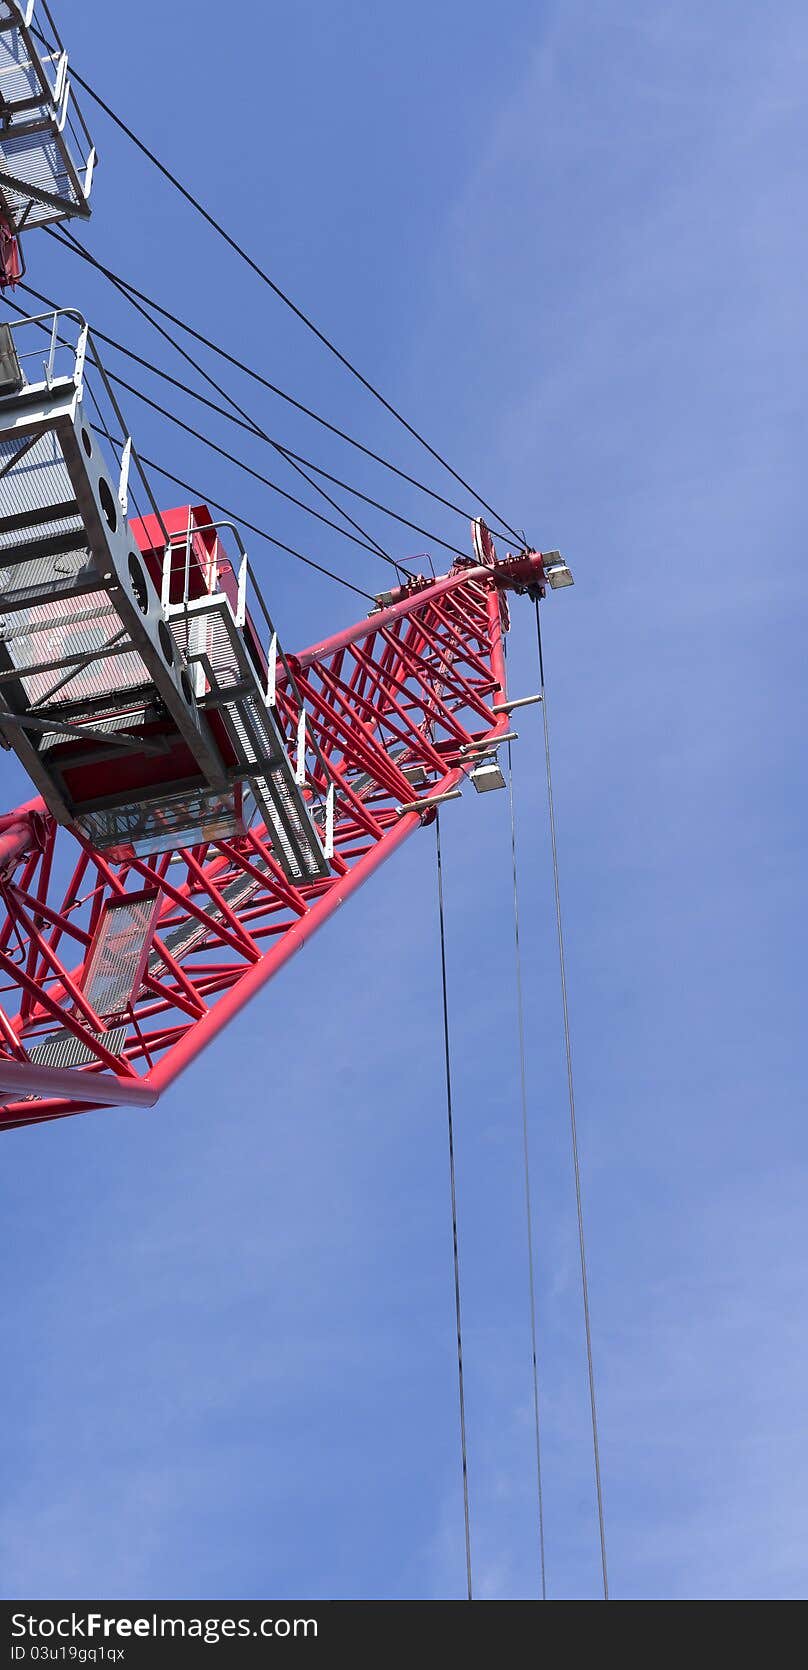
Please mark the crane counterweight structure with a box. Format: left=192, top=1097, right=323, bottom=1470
left=0, top=307, right=571, bottom=1131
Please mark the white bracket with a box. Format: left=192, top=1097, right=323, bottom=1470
left=161, top=548, right=172, bottom=611
left=53, top=50, right=68, bottom=107
left=492, top=694, right=543, bottom=713
left=74, top=321, right=88, bottom=391
left=397, top=788, right=463, bottom=816
left=266, top=632, right=277, bottom=706
left=295, top=707, right=307, bottom=786
left=118, top=436, right=131, bottom=516
left=236, top=555, right=247, bottom=628
left=83, top=146, right=97, bottom=199
left=43, top=312, right=58, bottom=390
left=324, top=782, right=335, bottom=860
left=55, top=75, right=70, bottom=133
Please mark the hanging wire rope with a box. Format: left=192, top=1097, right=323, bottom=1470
left=0, top=291, right=371, bottom=602
left=506, top=736, right=548, bottom=1600
left=42, top=227, right=521, bottom=547
left=535, top=602, right=609, bottom=1600
left=44, top=53, right=524, bottom=545
left=435, top=811, right=474, bottom=1601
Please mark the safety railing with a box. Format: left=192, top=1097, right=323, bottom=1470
left=161, top=521, right=338, bottom=857
left=1, top=306, right=169, bottom=546
left=0, top=0, right=96, bottom=203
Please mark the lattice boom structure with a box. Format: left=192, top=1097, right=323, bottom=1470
left=0, top=529, right=564, bottom=1130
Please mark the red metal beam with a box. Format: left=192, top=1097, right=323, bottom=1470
left=0, top=538, right=550, bottom=1130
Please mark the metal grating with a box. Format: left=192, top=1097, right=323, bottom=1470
left=0, top=2, right=94, bottom=233
left=0, top=591, right=152, bottom=706
left=0, top=431, right=76, bottom=524
left=169, top=595, right=329, bottom=882
left=170, top=610, right=242, bottom=690
left=75, top=785, right=245, bottom=858
left=82, top=892, right=159, bottom=1017
left=26, top=1023, right=127, bottom=1071
left=0, top=129, right=79, bottom=227
left=0, top=7, right=40, bottom=105
left=149, top=859, right=271, bottom=976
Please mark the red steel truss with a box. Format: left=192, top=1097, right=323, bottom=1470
left=0, top=537, right=551, bottom=1131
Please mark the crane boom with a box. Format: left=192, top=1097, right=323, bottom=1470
left=0, top=527, right=564, bottom=1130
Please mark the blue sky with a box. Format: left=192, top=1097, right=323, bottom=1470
left=1, top=0, right=806, bottom=1600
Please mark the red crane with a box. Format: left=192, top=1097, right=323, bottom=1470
left=0, top=7, right=574, bottom=1134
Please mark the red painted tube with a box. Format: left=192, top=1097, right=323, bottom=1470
left=145, top=792, right=447, bottom=1097
left=297, top=566, right=491, bottom=668
left=0, top=821, right=32, bottom=869
left=0, top=1058, right=157, bottom=1108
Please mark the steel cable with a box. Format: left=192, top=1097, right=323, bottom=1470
left=506, top=737, right=548, bottom=1599
left=0, top=288, right=371, bottom=600
left=435, top=811, right=474, bottom=1600
left=30, top=246, right=401, bottom=576
left=42, top=228, right=520, bottom=546
left=535, top=602, right=609, bottom=1600
left=53, top=59, right=524, bottom=544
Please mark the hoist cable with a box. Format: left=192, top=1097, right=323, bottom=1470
left=137, top=457, right=373, bottom=601
left=0, top=290, right=371, bottom=600
left=535, top=602, right=609, bottom=1600
left=56, top=60, right=525, bottom=545
left=34, top=238, right=497, bottom=565
left=56, top=236, right=397, bottom=571
left=20, top=258, right=400, bottom=577
left=506, top=738, right=548, bottom=1600
left=435, top=811, right=474, bottom=1601
left=25, top=247, right=479, bottom=568
left=42, top=227, right=520, bottom=547
left=110, top=361, right=470, bottom=566
left=97, top=361, right=396, bottom=565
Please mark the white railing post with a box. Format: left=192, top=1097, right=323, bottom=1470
left=118, top=435, right=131, bottom=516
left=295, top=708, right=307, bottom=785
left=161, top=548, right=172, bottom=611
left=74, top=320, right=88, bottom=391
left=236, top=555, right=247, bottom=627
left=266, top=632, right=277, bottom=706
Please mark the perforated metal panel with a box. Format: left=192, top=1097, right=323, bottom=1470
left=82, top=892, right=159, bottom=1016
left=26, top=1024, right=127, bottom=1071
